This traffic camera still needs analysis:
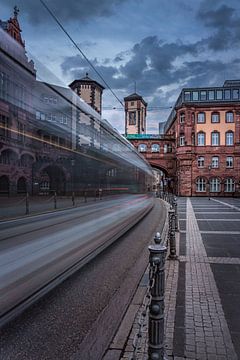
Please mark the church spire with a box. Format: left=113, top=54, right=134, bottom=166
left=14, top=5, right=19, bottom=19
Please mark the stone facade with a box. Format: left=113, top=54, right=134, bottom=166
left=124, top=93, right=147, bottom=135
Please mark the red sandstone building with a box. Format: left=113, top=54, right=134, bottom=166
left=164, top=82, right=240, bottom=196
left=125, top=83, right=240, bottom=197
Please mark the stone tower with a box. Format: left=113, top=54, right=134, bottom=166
left=124, top=93, right=147, bottom=135
left=69, top=73, right=105, bottom=114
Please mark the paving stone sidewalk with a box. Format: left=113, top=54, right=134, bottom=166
left=105, top=197, right=240, bottom=360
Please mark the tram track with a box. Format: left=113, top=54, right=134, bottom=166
left=0, top=195, right=153, bottom=328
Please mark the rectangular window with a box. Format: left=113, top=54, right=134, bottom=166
left=0, top=114, right=10, bottom=138
left=233, top=89, right=239, bottom=100
left=0, top=71, right=9, bottom=101
left=212, top=156, right=219, bottom=168
left=197, top=133, right=205, bottom=146
left=192, top=91, right=199, bottom=101
left=211, top=132, right=220, bottom=146
left=216, top=90, right=223, bottom=100
left=198, top=156, right=204, bottom=167
left=224, top=89, right=231, bottom=100
left=197, top=112, right=205, bottom=123
left=226, top=156, right=233, bottom=168
left=226, top=112, right=234, bottom=123
left=184, top=91, right=191, bottom=101
left=208, top=90, right=215, bottom=100
left=200, top=91, right=207, bottom=101
left=179, top=136, right=185, bottom=146
left=211, top=113, right=220, bottom=123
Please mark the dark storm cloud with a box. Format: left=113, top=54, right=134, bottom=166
left=197, top=3, right=240, bottom=50
left=61, top=35, right=201, bottom=94
left=2, top=0, right=128, bottom=24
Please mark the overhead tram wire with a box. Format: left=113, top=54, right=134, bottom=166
left=39, top=0, right=124, bottom=107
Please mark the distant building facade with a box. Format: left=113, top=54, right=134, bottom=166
left=69, top=73, right=105, bottom=115
left=164, top=80, right=240, bottom=196
left=124, top=93, right=147, bottom=135
left=127, top=81, right=240, bottom=197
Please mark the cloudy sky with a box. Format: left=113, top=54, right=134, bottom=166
left=2, top=0, right=240, bottom=133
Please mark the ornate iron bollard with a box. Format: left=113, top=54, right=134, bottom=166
left=168, top=207, right=177, bottom=259
left=148, top=235, right=167, bottom=360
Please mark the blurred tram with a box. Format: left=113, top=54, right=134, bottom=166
left=0, top=26, right=153, bottom=197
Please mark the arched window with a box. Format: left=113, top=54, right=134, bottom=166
left=210, top=178, right=221, bottom=192
left=197, top=132, right=205, bottom=146
left=179, top=112, right=185, bottom=124
left=138, top=144, right=147, bottom=152
left=197, top=112, right=205, bottom=123
left=211, top=112, right=220, bottom=123
left=226, top=131, right=234, bottom=146
left=224, top=178, right=235, bottom=192
left=151, top=144, right=160, bottom=152
left=196, top=178, right=206, bottom=192
left=211, top=131, right=220, bottom=146
left=225, top=111, right=234, bottom=123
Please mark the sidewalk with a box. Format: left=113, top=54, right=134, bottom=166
left=104, top=197, right=240, bottom=360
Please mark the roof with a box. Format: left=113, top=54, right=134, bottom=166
left=124, top=92, right=147, bottom=106
left=69, top=73, right=105, bottom=90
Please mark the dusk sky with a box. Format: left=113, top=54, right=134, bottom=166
left=2, top=0, right=240, bottom=133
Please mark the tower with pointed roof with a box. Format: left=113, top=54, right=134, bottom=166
left=0, top=6, right=25, bottom=47
left=69, top=73, right=105, bottom=114
left=124, top=93, right=147, bottom=135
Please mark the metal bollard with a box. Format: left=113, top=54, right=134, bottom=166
left=25, top=192, right=29, bottom=215
left=72, top=191, right=75, bottom=207
left=148, top=236, right=167, bottom=360
left=54, top=191, right=57, bottom=209
left=168, top=207, right=177, bottom=259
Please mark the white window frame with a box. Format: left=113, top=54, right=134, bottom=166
left=179, top=113, right=185, bottom=124
left=224, top=178, right=235, bottom=192
left=226, top=112, right=234, bottom=123
left=197, top=132, right=205, bottom=146
left=196, top=178, right=206, bottom=192
left=226, top=131, right=234, bottom=146
left=197, top=112, right=205, bottom=123
left=211, top=156, right=219, bottom=168
left=210, top=178, right=221, bottom=192
left=197, top=156, right=204, bottom=168
left=226, top=156, right=233, bottom=168
left=179, top=136, right=185, bottom=146
left=211, top=132, right=220, bottom=146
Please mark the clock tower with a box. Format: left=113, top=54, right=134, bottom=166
left=124, top=93, right=147, bottom=135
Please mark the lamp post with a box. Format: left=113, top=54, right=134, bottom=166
left=208, top=165, right=212, bottom=200
left=71, top=159, right=75, bottom=205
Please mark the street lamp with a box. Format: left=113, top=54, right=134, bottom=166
left=208, top=165, right=212, bottom=200
left=71, top=159, right=75, bottom=205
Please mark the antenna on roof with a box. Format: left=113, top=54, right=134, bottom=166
left=134, top=81, right=137, bottom=93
